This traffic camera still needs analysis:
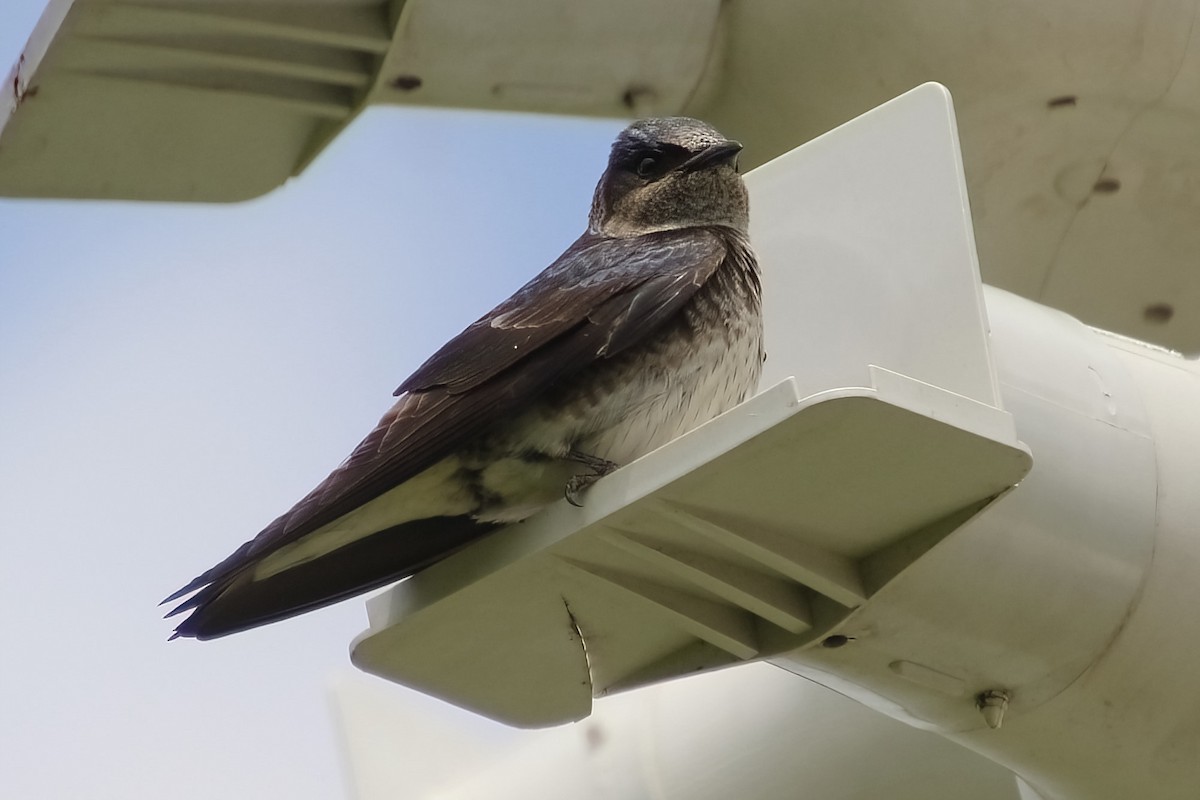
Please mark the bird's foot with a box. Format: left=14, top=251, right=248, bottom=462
left=567, top=449, right=619, bottom=473
left=564, top=450, right=620, bottom=507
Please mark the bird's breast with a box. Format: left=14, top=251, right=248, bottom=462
left=464, top=237, right=761, bottom=522
left=580, top=249, right=763, bottom=465
left=490, top=243, right=762, bottom=468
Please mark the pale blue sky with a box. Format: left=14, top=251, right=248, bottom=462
left=0, top=2, right=625, bottom=797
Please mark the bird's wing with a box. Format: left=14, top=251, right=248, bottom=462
left=165, top=227, right=730, bottom=609
left=395, top=228, right=729, bottom=394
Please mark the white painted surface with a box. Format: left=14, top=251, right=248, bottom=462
left=333, top=663, right=1025, bottom=800
left=750, top=82, right=997, bottom=407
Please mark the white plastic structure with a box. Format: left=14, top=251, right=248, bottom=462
left=352, top=376, right=1029, bottom=721
left=332, top=663, right=1030, bottom=800
left=346, top=84, right=1200, bottom=800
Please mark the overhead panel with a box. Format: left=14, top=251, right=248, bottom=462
left=367, top=0, right=722, bottom=117
left=6, top=0, right=1200, bottom=351
left=0, top=0, right=392, bottom=201
left=0, top=0, right=721, bottom=201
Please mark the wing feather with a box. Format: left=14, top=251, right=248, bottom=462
left=395, top=229, right=728, bottom=394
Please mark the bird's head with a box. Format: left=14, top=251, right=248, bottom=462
left=588, top=117, right=748, bottom=237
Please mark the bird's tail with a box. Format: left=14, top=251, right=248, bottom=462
left=165, top=516, right=498, bottom=640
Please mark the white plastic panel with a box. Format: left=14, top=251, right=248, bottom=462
left=0, top=0, right=391, bottom=200
left=370, top=0, right=721, bottom=116
left=749, top=82, right=998, bottom=408
left=0, top=0, right=720, bottom=200
left=351, top=379, right=1029, bottom=726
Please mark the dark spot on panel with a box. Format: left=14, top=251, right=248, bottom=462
left=821, top=634, right=850, bottom=649
left=584, top=724, right=604, bottom=751
left=1047, top=95, right=1077, bottom=108
left=391, top=75, right=423, bottom=91
left=1143, top=303, right=1174, bottom=324
left=1092, top=177, right=1120, bottom=194
left=621, top=85, right=654, bottom=110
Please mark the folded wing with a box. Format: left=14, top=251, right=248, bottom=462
left=165, top=227, right=731, bottom=637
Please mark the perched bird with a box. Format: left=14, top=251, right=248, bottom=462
left=164, top=117, right=763, bottom=639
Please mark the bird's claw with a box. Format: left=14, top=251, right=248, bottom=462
left=564, top=450, right=619, bottom=507
left=564, top=477, right=587, bottom=507
left=564, top=473, right=602, bottom=506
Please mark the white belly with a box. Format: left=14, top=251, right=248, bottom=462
left=579, top=317, right=764, bottom=465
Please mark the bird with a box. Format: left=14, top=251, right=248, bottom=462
left=164, top=117, right=763, bottom=640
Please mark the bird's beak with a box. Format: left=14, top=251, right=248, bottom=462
left=681, top=140, right=743, bottom=172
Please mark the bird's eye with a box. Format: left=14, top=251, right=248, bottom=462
left=636, top=157, right=658, bottom=178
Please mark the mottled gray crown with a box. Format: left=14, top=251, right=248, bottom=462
left=611, top=117, right=730, bottom=162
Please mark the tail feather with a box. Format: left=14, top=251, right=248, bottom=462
left=167, top=516, right=498, bottom=640
left=161, top=540, right=256, bottom=607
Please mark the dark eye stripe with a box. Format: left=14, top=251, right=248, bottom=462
left=628, top=143, right=691, bottom=179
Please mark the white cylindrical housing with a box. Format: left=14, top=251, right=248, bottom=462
left=773, top=285, right=1200, bottom=799
left=406, top=664, right=1023, bottom=800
